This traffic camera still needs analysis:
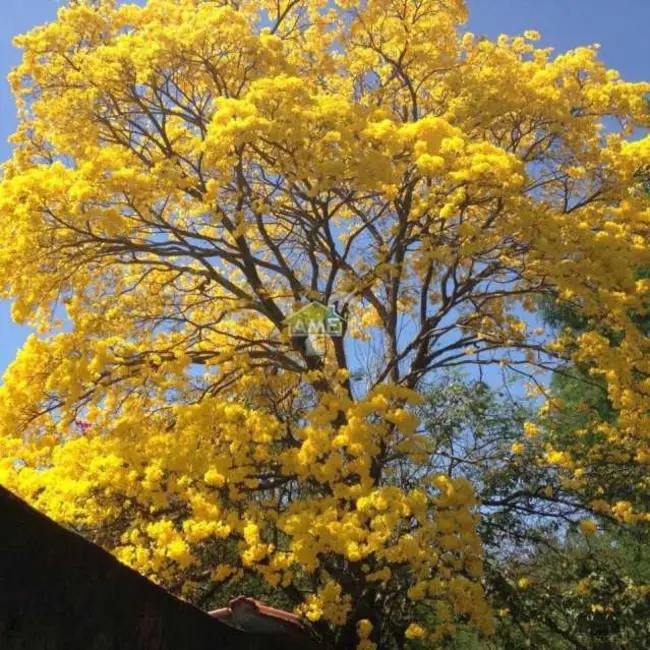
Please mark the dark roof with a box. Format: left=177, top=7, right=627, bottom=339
left=0, top=486, right=286, bottom=650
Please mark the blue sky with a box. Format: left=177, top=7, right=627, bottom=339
left=1, top=0, right=649, bottom=374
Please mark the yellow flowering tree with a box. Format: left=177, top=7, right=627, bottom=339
left=1, top=1, right=650, bottom=648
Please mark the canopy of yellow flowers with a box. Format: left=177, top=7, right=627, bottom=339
left=1, top=1, right=649, bottom=647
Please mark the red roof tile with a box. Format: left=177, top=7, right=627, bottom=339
left=210, top=596, right=304, bottom=632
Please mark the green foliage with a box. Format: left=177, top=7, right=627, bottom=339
left=416, top=375, right=650, bottom=649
